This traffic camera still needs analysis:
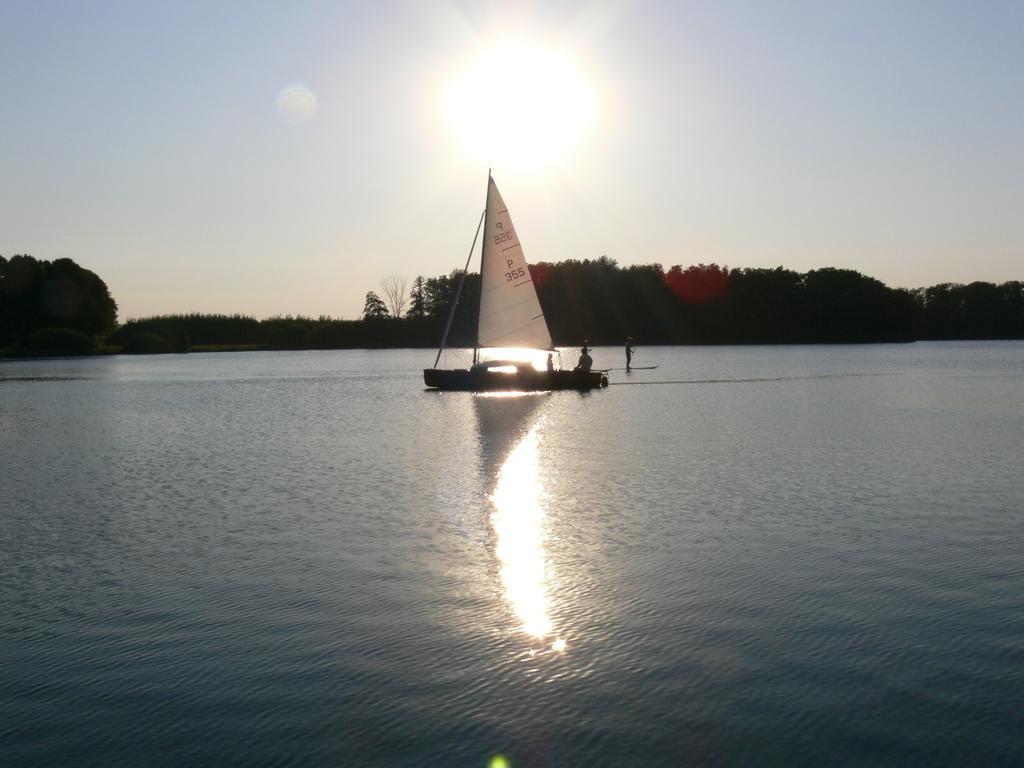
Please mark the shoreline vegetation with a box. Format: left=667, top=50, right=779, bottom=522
left=2, top=254, right=1021, bottom=358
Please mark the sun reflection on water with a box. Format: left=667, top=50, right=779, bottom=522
left=491, top=419, right=565, bottom=651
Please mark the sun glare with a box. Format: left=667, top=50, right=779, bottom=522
left=481, top=347, right=550, bottom=370
left=447, top=41, right=594, bottom=172
left=492, top=422, right=552, bottom=639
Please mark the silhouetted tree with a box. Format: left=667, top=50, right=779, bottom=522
left=380, top=275, right=408, bottom=318
left=362, top=291, right=389, bottom=320
left=422, top=273, right=455, bottom=318
left=407, top=276, right=426, bottom=319
left=0, top=254, right=117, bottom=349
left=801, top=268, right=914, bottom=342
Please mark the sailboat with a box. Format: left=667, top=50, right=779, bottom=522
left=424, top=173, right=607, bottom=391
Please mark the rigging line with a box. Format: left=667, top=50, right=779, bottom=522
left=433, top=207, right=486, bottom=369
left=474, top=173, right=493, bottom=365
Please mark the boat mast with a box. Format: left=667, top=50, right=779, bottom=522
left=473, top=169, right=491, bottom=366
left=433, top=207, right=485, bottom=369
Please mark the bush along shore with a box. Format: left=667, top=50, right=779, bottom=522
left=2, top=255, right=1022, bottom=357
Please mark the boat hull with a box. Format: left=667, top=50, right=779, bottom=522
left=424, top=367, right=607, bottom=391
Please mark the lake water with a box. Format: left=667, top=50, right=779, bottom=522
left=2, top=343, right=1022, bottom=767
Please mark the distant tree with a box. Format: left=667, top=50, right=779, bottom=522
left=48, top=257, right=118, bottom=336
left=1, top=254, right=45, bottom=344
left=0, top=254, right=117, bottom=348
left=1000, top=281, right=1024, bottom=338
left=422, top=274, right=454, bottom=318
left=918, top=281, right=1024, bottom=340
left=727, top=267, right=805, bottom=342
left=407, top=276, right=426, bottom=319
left=380, top=275, right=408, bottom=318
left=362, top=291, right=390, bottom=320
left=422, top=271, right=475, bottom=319
left=959, top=281, right=1003, bottom=338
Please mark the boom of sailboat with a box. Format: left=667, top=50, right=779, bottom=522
left=424, top=173, right=608, bottom=392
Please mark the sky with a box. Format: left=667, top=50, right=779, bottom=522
left=1, top=0, right=1021, bottom=321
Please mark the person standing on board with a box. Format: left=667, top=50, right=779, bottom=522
left=574, top=344, right=593, bottom=372
left=625, top=336, right=636, bottom=371
left=546, top=352, right=555, bottom=373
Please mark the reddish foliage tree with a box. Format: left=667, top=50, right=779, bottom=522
left=529, top=261, right=553, bottom=290
left=664, top=263, right=730, bottom=304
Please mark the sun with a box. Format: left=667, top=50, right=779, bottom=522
left=447, top=40, right=594, bottom=173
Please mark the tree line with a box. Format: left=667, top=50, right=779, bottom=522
left=2, top=254, right=1021, bottom=356
left=362, top=259, right=1024, bottom=346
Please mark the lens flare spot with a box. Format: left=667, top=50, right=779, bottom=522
left=552, top=638, right=567, bottom=653
left=489, top=756, right=510, bottom=768
left=277, top=84, right=318, bottom=124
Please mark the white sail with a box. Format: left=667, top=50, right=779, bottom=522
left=477, top=178, right=553, bottom=351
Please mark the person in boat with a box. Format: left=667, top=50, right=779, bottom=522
left=546, top=352, right=555, bottom=373
left=574, top=344, right=593, bottom=373
left=625, top=336, right=636, bottom=371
